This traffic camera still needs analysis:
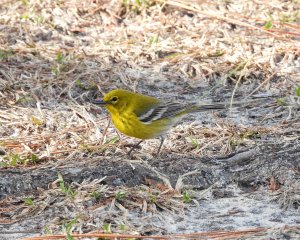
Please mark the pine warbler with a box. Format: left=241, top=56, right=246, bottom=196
left=93, top=89, right=228, bottom=155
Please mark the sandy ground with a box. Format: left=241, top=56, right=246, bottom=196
left=0, top=0, right=300, bottom=239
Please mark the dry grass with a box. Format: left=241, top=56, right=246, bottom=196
left=0, top=0, right=299, bottom=238
left=0, top=0, right=299, bottom=163
left=19, top=225, right=300, bottom=239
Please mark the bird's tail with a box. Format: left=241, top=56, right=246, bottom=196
left=193, top=103, right=228, bottom=112
left=192, top=98, right=268, bottom=112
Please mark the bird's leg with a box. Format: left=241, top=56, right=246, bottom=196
left=156, top=136, right=165, bottom=156
left=127, top=140, right=144, bottom=156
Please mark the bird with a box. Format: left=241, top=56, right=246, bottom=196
left=93, top=89, right=232, bottom=155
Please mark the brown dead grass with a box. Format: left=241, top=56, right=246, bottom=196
left=0, top=0, right=299, bottom=238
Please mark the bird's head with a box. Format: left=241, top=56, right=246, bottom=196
left=93, top=89, right=131, bottom=114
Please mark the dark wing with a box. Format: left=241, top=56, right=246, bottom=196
left=137, top=102, right=187, bottom=124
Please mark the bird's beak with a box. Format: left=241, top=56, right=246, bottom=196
left=92, top=99, right=106, bottom=105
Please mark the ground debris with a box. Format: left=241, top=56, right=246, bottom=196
left=0, top=0, right=299, bottom=238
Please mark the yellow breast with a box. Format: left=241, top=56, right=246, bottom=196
left=111, top=112, right=171, bottom=139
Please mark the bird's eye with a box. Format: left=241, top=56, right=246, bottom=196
left=111, top=96, right=118, bottom=103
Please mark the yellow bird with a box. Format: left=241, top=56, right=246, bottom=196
left=93, top=89, right=229, bottom=155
